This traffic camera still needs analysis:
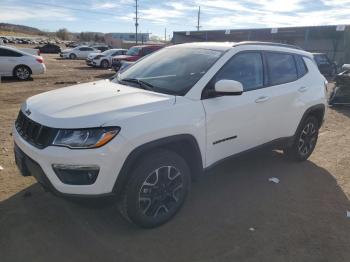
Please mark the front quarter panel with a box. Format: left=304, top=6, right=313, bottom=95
left=109, top=97, right=207, bottom=168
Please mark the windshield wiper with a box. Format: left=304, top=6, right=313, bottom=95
left=120, top=78, right=155, bottom=91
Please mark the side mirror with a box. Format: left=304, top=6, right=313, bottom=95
left=214, top=80, right=243, bottom=96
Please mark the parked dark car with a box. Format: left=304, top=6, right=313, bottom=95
left=111, top=44, right=164, bottom=71
left=313, top=53, right=337, bottom=78
left=35, top=43, right=61, bottom=54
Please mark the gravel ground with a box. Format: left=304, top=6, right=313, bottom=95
left=0, top=54, right=349, bottom=262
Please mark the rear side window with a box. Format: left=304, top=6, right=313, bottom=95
left=79, top=47, right=92, bottom=51
left=266, top=52, right=298, bottom=85
left=214, top=52, right=264, bottom=91
left=0, top=48, right=22, bottom=57
left=295, top=55, right=308, bottom=77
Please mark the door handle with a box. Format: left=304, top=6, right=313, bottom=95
left=255, top=96, right=270, bottom=103
left=298, top=86, right=308, bottom=93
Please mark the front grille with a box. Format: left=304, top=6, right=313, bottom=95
left=15, top=111, right=57, bottom=149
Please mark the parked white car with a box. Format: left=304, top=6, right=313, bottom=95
left=17, top=47, right=41, bottom=56
left=0, top=45, right=46, bottom=80
left=60, top=46, right=100, bottom=59
left=86, top=49, right=127, bottom=68
left=13, top=42, right=327, bottom=227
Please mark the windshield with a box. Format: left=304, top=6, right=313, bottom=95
left=126, top=46, right=141, bottom=56
left=113, top=47, right=224, bottom=95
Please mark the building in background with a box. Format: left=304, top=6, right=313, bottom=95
left=173, top=25, right=350, bottom=66
left=104, top=33, right=150, bottom=48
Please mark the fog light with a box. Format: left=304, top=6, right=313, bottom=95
left=52, top=164, right=99, bottom=185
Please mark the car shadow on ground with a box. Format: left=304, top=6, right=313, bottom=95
left=94, top=73, right=116, bottom=79
left=0, top=76, right=33, bottom=83
left=74, top=66, right=112, bottom=71
left=332, top=105, right=350, bottom=118
left=1, top=149, right=349, bottom=262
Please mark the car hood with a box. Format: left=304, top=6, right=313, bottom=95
left=88, top=52, right=102, bottom=59
left=113, top=55, right=135, bottom=60
left=22, top=80, right=175, bottom=128
left=62, top=48, right=73, bottom=53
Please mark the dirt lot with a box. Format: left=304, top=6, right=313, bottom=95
left=0, top=54, right=350, bottom=262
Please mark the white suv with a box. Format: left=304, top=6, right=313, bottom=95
left=13, top=42, right=327, bottom=228
left=86, top=49, right=127, bottom=68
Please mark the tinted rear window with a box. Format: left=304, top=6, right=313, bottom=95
left=266, top=52, right=298, bottom=85
left=0, top=48, right=22, bottom=57
left=295, top=55, right=308, bottom=77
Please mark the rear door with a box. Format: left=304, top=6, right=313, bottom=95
left=260, top=51, right=306, bottom=141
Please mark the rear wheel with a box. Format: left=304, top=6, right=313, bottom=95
left=69, top=53, right=77, bottom=59
left=119, top=150, right=191, bottom=228
left=14, top=65, right=31, bottom=80
left=101, top=59, right=109, bottom=68
left=284, top=116, right=319, bottom=161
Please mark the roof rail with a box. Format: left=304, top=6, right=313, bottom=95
left=233, top=41, right=303, bottom=50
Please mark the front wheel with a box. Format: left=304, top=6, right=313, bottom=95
left=101, top=59, right=109, bottom=68
left=69, top=53, right=77, bottom=59
left=119, top=150, right=191, bottom=228
left=284, top=116, right=319, bottom=161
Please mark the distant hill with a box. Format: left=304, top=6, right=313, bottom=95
left=0, top=23, right=46, bottom=36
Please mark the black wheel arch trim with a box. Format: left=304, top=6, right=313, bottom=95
left=113, top=134, right=203, bottom=196
left=294, top=104, right=325, bottom=137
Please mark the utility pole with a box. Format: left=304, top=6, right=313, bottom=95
left=164, top=28, right=167, bottom=41
left=196, top=6, right=201, bottom=31
left=135, top=0, right=139, bottom=44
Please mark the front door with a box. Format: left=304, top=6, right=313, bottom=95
left=202, top=51, right=271, bottom=167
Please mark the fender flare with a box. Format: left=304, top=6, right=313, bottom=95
left=113, top=134, right=203, bottom=195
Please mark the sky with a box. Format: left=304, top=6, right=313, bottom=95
left=1, top=0, right=350, bottom=39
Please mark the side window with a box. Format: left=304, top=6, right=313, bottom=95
left=0, top=48, right=22, bottom=57
left=266, top=52, right=298, bottom=85
left=214, top=52, right=264, bottom=91
left=295, top=55, right=308, bottom=78
left=143, top=47, right=156, bottom=56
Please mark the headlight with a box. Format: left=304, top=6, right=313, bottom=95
left=94, top=55, right=103, bottom=60
left=52, top=127, right=120, bottom=149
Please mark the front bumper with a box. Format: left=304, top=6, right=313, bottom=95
left=13, top=125, right=130, bottom=196
left=86, top=58, right=94, bottom=66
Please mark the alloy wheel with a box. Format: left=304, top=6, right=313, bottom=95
left=16, top=67, right=30, bottom=80
left=298, top=121, right=317, bottom=157
left=138, top=166, right=184, bottom=218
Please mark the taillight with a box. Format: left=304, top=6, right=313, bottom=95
left=36, top=58, right=43, bottom=63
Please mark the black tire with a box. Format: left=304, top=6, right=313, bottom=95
left=69, top=53, right=77, bottom=59
left=101, top=59, right=109, bottom=68
left=119, top=149, right=191, bottom=228
left=14, top=65, right=31, bottom=80
left=284, top=116, right=319, bottom=161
